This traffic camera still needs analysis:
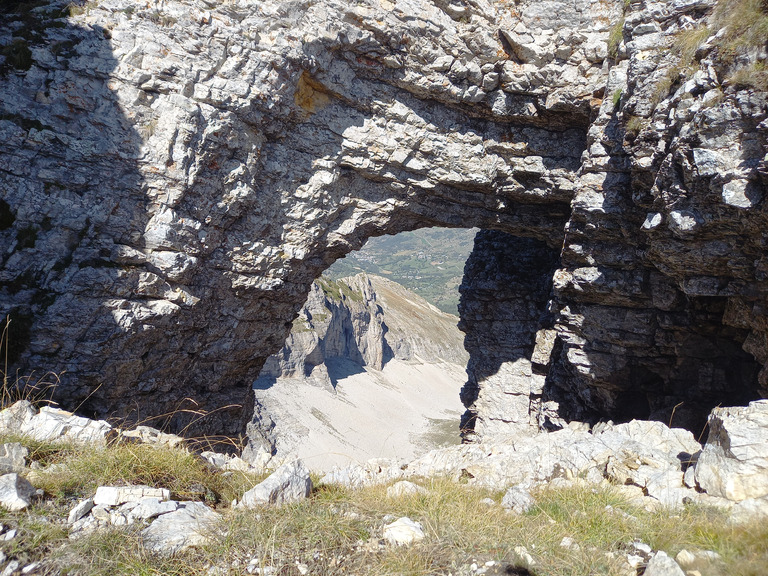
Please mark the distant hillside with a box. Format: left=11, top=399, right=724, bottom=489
left=326, top=228, right=478, bottom=314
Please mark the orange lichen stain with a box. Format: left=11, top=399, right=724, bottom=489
left=294, top=71, right=331, bottom=114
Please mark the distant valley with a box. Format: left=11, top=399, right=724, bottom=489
left=326, top=228, right=478, bottom=315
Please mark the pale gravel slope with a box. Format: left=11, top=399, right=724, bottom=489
left=256, top=359, right=465, bottom=472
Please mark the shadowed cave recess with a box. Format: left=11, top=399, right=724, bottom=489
left=1, top=0, right=766, bottom=443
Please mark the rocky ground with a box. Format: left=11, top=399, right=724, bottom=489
left=0, top=399, right=765, bottom=574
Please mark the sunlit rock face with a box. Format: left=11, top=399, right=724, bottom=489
left=0, top=0, right=765, bottom=438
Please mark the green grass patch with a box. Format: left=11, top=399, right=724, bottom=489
left=13, top=437, right=264, bottom=504
left=608, top=18, right=625, bottom=60
left=317, top=277, right=364, bottom=303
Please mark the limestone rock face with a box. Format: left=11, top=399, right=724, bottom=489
left=695, top=400, right=768, bottom=501
left=0, top=0, right=765, bottom=438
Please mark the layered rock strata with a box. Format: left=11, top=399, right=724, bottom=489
left=0, top=0, right=765, bottom=438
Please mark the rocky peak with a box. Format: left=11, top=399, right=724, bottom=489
left=259, top=273, right=467, bottom=387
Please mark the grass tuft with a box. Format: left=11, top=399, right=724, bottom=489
left=728, top=61, right=768, bottom=90
left=608, top=18, right=625, bottom=60
left=671, top=0, right=768, bottom=92
left=12, top=436, right=264, bottom=505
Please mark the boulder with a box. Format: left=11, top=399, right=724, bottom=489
left=93, top=485, right=171, bottom=507
left=0, top=401, right=113, bottom=446
left=320, top=458, right=403, bottom=488
left=68, top=498, right=95, bottom=524
left=382, top=517, right=425, bottom=546
left=501, top=485, right=534, bottom=514
left=119, top=426, right=186, bottom=449
left=695, top=400, right=768, bottom=501
left=644, top=551, right=685, bottom=576
left=238, top=460, right=312, bottom=507
left=729, top=496, right=768, bottom=524
left=129, top=497, right=179, bottom=521
left=0, top=473, right=35, bottom=511
left=386, top=481, right=427, bottom=498
left=141, top=501, right=222, bottom=555
left=200, top=451, right=258, bottom=473
left=0, top=443, right=28, bottom=474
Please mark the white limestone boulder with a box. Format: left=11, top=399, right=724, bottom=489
left=320, top=458, right=402, bottom=488
left=501, top=485, right=534, bottom=514
left=382, top=517, right=425, bottom=546
left=129, top=497, right=179, bottom=521
left=0, top=401, right=113, bottom=446
left=119, top=426, right=186, bottom=449
left=0, top=473, right=36, bottom=512
left=694, top=400, right=768, bottom=501
left=238, top=460, right=312, bottom=507
left=644, top=551, right=685, bottom=576
left=0, top=443, right=28, bottom=474
left=68, top=498, right=95, bottom=524
left=729, top=496, right=768, bottom=524
left=93, top=485, right=170, bottom=507
left=386, top=481, right=427, bottom=498
left=141, top=501, right=222, bottom=555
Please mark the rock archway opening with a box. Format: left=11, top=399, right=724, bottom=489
left=246, top=226, right=481, bottom=470
left=2, top=0, right=766, bottom=450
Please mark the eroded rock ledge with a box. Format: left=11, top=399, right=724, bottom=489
left=0, top=0, right=766, bottom=438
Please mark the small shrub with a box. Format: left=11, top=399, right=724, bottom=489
left=0, top=40, right=33, bottom=71
left=66, top=1, right=99, bottom=17
left=650, top=73, right=674, bottom=109
left=608, top=18, right=625, bottom=59
left=625, top=115, right=646, bottom=137
left=728, top=61, right=768, bottom=91
left=612, top=88, right=622, bottom=109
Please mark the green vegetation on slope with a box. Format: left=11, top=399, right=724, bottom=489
left=316, top=277, right=364, bottom=303
left=326, top=228, right=478, bottom=315
left=673, top=0, right=768, bottom=91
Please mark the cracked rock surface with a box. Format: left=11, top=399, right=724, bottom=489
left=0, top=0, right=765, bottom=439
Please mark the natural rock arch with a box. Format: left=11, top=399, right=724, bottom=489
left=1, top=0, right=766, bottom=439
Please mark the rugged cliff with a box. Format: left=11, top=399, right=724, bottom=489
left=0, top=0, right=765, bottom=438
left=257, top=274, right=467, bottom=384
